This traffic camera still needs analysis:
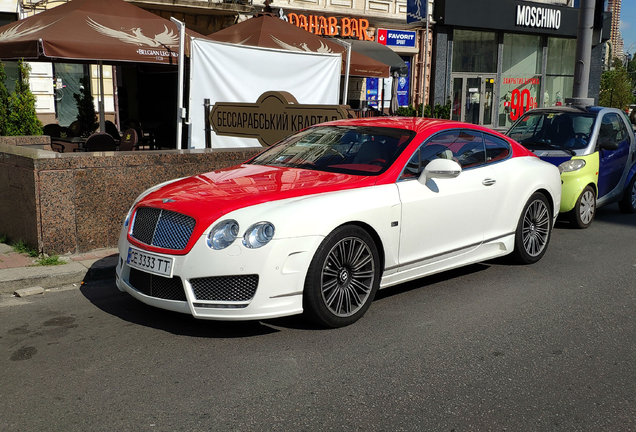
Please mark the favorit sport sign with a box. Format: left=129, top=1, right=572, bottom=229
left=376, top=29, right=416, bottom=48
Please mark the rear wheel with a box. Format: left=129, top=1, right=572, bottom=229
left=618, top=175, right=636, bottom=214
left=568, top=185, right=596, bottom=229
left=512, top=192, right=552, bottom=264
left=303, top=225, right=380, bottom=328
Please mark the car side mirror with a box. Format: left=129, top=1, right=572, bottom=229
left=600, top=140, right=619, bottom=151
left=418, top=158, right=462, bottom=185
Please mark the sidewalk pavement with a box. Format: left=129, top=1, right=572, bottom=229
left=0, top=242, right=119, bottom=295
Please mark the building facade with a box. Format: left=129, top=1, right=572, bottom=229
left=430, top=0, right=609, bottom=129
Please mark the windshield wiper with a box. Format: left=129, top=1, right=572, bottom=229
left=522, top=141, right=575, bottom=156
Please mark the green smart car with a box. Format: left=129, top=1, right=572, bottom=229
left=507, top=106, right=636, bottom=228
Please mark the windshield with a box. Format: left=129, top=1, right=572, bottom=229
left=508, top=111, right=596, bottom=151
left=248, top=125, right=416, bottom=175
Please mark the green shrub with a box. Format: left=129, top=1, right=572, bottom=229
left=0, top=61, right=9, bottom=136
left=396, top=100, right=452, bottom=119
left=4, top=60, right=42, bottom=136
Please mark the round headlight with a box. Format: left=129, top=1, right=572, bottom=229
left=207, top=220, right=240, bottom=250
left=558, top=159, right=586, bottom=174
left=243, top=222, right=275, bottom=249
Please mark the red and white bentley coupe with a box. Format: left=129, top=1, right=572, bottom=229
left=116, top=117, right=561, bottom=328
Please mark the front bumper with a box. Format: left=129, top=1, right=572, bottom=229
left=116, top=233, right=324, bottom=321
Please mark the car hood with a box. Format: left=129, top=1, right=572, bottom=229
left=129, top=164, right=377, bottom=253
left=534, top=154, right=572, bottom=167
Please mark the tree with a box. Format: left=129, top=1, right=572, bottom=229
left=599, top=60, right=633, bottom=110
left=0, top=61, right=9, bottom=136
left=5, top=60, right=43, bottom=136
left=73, top=76, right=97, bottom=137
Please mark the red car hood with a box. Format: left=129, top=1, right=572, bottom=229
left=129, top=164, right=377, bottom=254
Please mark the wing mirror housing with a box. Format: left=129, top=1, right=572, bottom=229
left=418, top=158, right=462, bottom=185
left=600, top=140, right=619, bottom=151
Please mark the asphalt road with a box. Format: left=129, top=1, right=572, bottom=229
left=1, top=204, right=636, bottom=431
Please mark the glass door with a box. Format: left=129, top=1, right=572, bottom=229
left=450, top=74, right=496, bottom=126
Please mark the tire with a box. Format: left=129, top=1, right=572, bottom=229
left=512, top=192, right=552, bottom=264
left=303, top=225, right=381, bottom=328
left=618, top=175, right=636, bottom=214
left=568, top=185, right=596, bottom=229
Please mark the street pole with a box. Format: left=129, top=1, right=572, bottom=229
left=420, top=2, right=429, bottom=117
left=566, top=0, right=595, bottom=106
left=171, top=17, right=186, bottom=149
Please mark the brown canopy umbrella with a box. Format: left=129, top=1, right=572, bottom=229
left=207, top=13, right=390, bottom=79
left=0, top=0, right=204, bottom=65
left=0, top=0, right=205, bottom=139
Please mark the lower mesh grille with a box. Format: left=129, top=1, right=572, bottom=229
left=190, top=275, right=258, bottom=302
left=128, top=268, right=186, bottom=301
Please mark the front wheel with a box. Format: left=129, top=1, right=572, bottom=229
left=512, top=192, right=552, bottom=264
left=568, top=185, right=596, bottom=229
left=303, top=225, right=380, bottom=328
left=618, top=175, right=636, bottom=214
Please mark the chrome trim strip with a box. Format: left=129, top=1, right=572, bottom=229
left=384, top=232, right=514, bottom=271
left=270, top=291, right=303, bottom=298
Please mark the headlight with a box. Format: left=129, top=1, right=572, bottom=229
left=558, top=159, right=586, bottom=174
left=207, top=220, right=240, bottom=250
left=242, top=222, right=275, bottom=249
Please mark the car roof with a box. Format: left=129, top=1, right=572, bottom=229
left=319, top=116, right=504, bottom=136
left=520, top=106, right=608, bottom=115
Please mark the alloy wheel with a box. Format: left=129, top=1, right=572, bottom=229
left=522, top=199, right=550, bottom=257
left=321, top=237, right=375, bottom=317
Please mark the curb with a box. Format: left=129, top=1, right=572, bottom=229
left=0, top=255, right=118, bottom=295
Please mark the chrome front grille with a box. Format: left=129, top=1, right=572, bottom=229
left=190, top=275, right=259, bottom=302
left=128, top=268, right=186, bottom=301
left=131, top=207, right=195, bottom=250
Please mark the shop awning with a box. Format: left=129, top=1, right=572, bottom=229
left=207, top=13, right=391, bottom=78
left=339, top=39, right=408, bottom=75
left=0, top=0, right=204, bottom=65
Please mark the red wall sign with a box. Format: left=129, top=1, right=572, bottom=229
left=509, top=88, right=538, bottom=121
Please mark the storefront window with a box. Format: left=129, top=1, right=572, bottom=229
left=545, top=37, right=576, bottom=107
left=499, top=34, right=542, bottom=128
left=53, top=63, right=89, bottom=126
left=452, top=30, right=497, bottom=73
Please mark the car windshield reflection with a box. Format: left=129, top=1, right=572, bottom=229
left=508, top=111, right=597, bottom=152
left=249, top=125, right=416, bottom=175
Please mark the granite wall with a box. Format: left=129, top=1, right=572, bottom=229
left=0, top=143, right=262, bottom=255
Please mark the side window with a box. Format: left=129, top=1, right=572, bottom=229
left=484, top=134, right=511, bottom=164
left=399, top=130, right=487, bottom=180
left=598, top=113, right=621, bottom=145
left=451, top=130, right=486, bottom=168
left=617, top=115, right=630, bottom=143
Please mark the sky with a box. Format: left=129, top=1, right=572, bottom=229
left=621, top=0, right=636, bottom=56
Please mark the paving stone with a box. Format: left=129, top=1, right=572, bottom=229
left=14, top=286, right=45, bottom=297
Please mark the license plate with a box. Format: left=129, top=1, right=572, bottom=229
left=126, top=247, right=174, bottom=278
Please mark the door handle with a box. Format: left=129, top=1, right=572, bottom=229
left=482, top=178, right=496, bottom=186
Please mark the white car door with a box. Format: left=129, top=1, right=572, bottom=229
left=396, top=129, right=501, bottom=272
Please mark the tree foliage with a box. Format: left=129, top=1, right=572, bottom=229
left=73, top=76, right=97, bottom=137
left=0, top=61, right=9, bottom=136
left=2, top=60, right=42, bottom=136
left=599, top=59, right=633, bottom=110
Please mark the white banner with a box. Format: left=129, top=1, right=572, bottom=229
left=188, top=39, right=341, bottom=149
